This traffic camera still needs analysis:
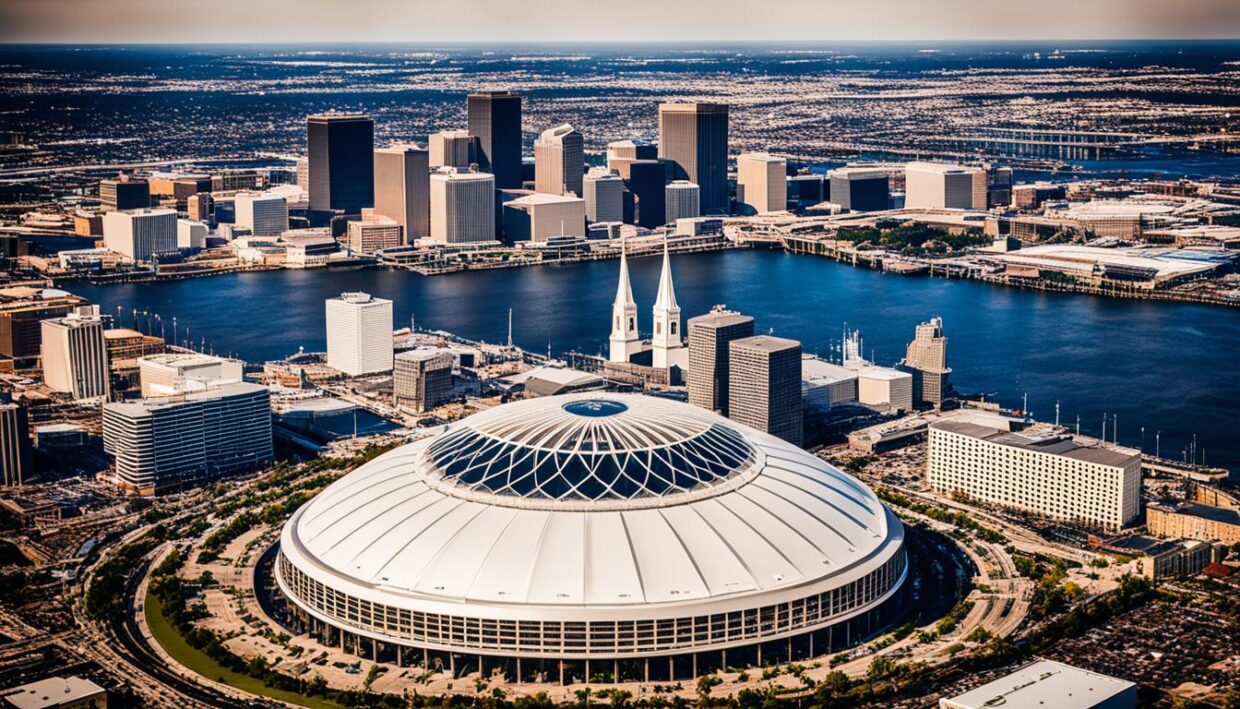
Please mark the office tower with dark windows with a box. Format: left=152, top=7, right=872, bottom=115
left=605, top=139, right=658, bottom=179
left=658, top=103, right=729, bottom=215
left=626, top=159, right=667, bottom=229
left=467, top=90, right=522, bottom=189
left=0, top=403, right=32, bottom=487
left=583, top=169, right=625, bottom=223
left=394, top=349, right=454, bottom=412
left=99, top=177, right=150, bottom=210
left=665, top=181, right=701, bottom=223
left=374, top=144, right=430, bottom=242
left=728, top=335, right=803, bottom=446
left=534, top=124, right=584, bottom=197
left=687, top=310, right=755, bottom=415
left=828, top=167, right=891, bottom=211
left=307, top=113, right=375, bottom=214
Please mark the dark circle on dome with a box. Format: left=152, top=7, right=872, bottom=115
left=563, top=399, right=629, bottom=417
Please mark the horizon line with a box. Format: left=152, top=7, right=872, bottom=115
left=3, top=38, right=1239, bottom=47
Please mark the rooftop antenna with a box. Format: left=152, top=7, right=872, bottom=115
left=1101, top=413, right=1106, bottom=442
left=1155, top=430, right=1161, bottom=459
left=1054, top=401, right=1061, bottom=427
left=507, top=308, right=513, bottom=349
left=1074, top=415, right=1080, bottom=436
left=1022, top=392, right=1028, bottom=415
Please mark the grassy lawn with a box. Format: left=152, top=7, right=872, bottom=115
left=144, top=589, right=343, bottom=709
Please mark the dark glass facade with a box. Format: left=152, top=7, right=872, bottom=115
left=307, top=114, right=375, bottom=215
left=467, top=91, right=523, bottom=190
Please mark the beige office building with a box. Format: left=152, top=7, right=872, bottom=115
left=41, top=314, right=108, bottom=400
left=373, top=144, right=430, bottom=242
left=728, top=335, right=802, bottom=446
left=346, top=216, right=402, bottom=254
left=605, top=139, right=657, bottom=179
left=429, top=171, right=495, bottom=244
left=1147, top=502, right=1240, bottom=544
left=737, top=153, right=787, bottom=214
left=927, top=421, right=1141, bottom=532
left=534, top=124, right=584, bottom=197
left=900, top=317, right=951, bottom=406
left=503, top=193, right=586, bottom=242
left=905, top=162, right=986, bottom=210
left=138, top=353, right=244, bottom=398
left=394, top=349, right=454, bottom=412
left=687, top=310, right=754, bottom=415
left=429, top=130, right=474, bottom=169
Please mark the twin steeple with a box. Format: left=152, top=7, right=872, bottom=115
left=609, top=237, right=684, bottom=369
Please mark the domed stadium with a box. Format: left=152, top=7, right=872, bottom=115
left=275, top=393, right=907, bottom=683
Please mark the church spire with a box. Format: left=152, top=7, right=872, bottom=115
left=652, top=237, right=683, bottom=370
left=614, top=238, right=635, bottom=308
left=654, top=238, right=678, bottom=311
left=609, top=238, right=640, bottom=363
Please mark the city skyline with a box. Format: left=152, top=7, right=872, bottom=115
left=2, top=0, right=1239, bottom=43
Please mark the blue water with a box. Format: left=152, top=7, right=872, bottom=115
left=67, top=250, right=1240, bottom=474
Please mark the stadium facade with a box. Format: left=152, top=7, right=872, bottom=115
left=276, top=394, right=907, bottom=682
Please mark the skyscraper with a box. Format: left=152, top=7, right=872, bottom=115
left=325, top=292, right=393, bottom=376
left=534, top=124, right=584, bottom=197
left=658, top=103, right=729, bottom=215
left=736, top=153, right=787, bottom=214
left=900, top=317, right=952, bottom=406
left=828, top=167, right=890, bottom=212
left=99, top=177, right=149, bottom=211
left=687, top=310, right=755, bottom=415
left=234, top=192, right=289, bottom=236
left=651, top=241, right=685, bottom=370
left=346, top=217, right=403, bottom=254
left=905, top=162, right=987, bottom=210
left=428, top=130, right=476, bottom=169
left=373, top=144, right=430, bottom=242
left=307, top=113, right=375, bottom=214
left=41, top=314, right=108, bottom=400
left=728, top=336, right=803, bottom=446
left=429, top=171, right=495, bottom=243
left=583, top=169, right=625, bottom=223
left=665, top=181, right=701, bottom=223
left=467, top=90, right=522, bottom=189
left=608, top=241, right=641, bottom=364
left=0, top=403, right=32, bottom=487
left=626, top=160, right=667, bottom=228
left=606, top=140, right=658, bottom=179
left=102, top=209, right=178, bottom=261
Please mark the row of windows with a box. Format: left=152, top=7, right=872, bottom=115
left=278, top=547, right=905, bottom=656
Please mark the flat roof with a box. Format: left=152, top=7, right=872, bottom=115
left=856, top=365, right=912, bottom=383
left=1152, top=502, right=1240, bottom=527
left=2, top=676, right=105, bottom=709
left=943, top=659, right=1134, bottom=709
left=801, top=357, right=858, bottom=384
left=906, top=161, right=983, bottom=175
left=932, top=420, right=1139, bottom=468
left=507, top=193, right=585, bottom=206
left=687, top=311, right=754, bottom=329
left=731, top=335, right=800, bottom=353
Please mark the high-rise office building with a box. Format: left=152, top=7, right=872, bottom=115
left=687, top=310, right=755, bottom=415
left=905, top=162, right=987, bottom=210
left=102, top=381, right=272, bottom=494
left=502, top=193, right=585, bottom=243
left=295, top=157, right=309, bottom=191
left=606, top=140, right=658, bottom=179
left=928, top=421, right=1140, bottom=532
left=658, top=103, right=729, bottom=215
left=346, top=217, right=402, bottom=254
left=828, top=167, right=890, bottom=211
left=786, top=174, right=825, bottom=211
left=665, top=181, right=701, bottom=223
left=102, top=209, right=178, bottom=261
left=325, top=292, right=393, bottom=377
left=234, top=192, right=289, bottom=236
left=899, top=317, right=951, bottom=406
left=41, top=314, right=108, bottom=400
left=534, top=124, right=584, bottom=197
left=307, top=113, right=375, bottom=214
left=373, top=144, right=430, bottom=242
left=429, top=171, right=495, bottom=243
left=187, top=193, right=212, bottom=223
left=626, top=160, right=667, bottom=228
left=99, top=177, right=149, bottom=210
left=583, top=169, right=625, bottom=224
left=651, top=241, right=685, bottom=370
left=466, top=90, right=522, bottom=189
left=728, top=335, right=803, bottom=446
left=394, top=349, right=454, bottom=412
left=177, top=219, right=207, bottom=250
left=736, top=153, right=787, bottom=214
left=0, top=403, right=32, bottom=487
left=429, top=130, right=476, bottom=169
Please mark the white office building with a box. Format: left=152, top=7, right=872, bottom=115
left=138, top=352, right=245, bottom=397
left=927, top=421, right=1141, bottom=532
left=583, top=169, right=625, bottom=224
left=102, top=209, right=178, bottom=261
left=941, top=659, right=1136, bottom=709
left=736, top=153, right=787, bottom=214
left=325, top=292, right=393, bottom=376
left=503, top=193, right=586, bottom=242
left=665, top=181, right=701, bottom=223
left=41, top=313, right=108, bottom=400
left=535, top=124, right=584, bottom=197
left=429, top=170, right=495, bottom=244
left=905, top=162, right=987, bottom=211
left=177, top=219, right=207, bottom=249
left=102, top=381, right=272, bottom=495
left=855, top=366, right=914, bottom=413
left=234, top=192, right=290, bottom=236
left=801, top=357, right=859, bottom=411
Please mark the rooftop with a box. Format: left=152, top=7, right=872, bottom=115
left=943, top=659, right=1134, bottom=709
left=732, top=335, right=800, bottom=353
left=1, top=676, right=105, bottom=709
left=906, top=161, right=983, bottom=175
left=1150, top=501, right=1240, bottom=527
left=687, top=310, right=754, bottom=329
left=931, top=420, right=1140, bottom=468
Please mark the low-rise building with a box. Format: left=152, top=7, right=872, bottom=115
left=801, top=356, right=858, bottom=411
left=393, top=349, right=453, bottom=412
left=940, top=659, right=1135, bottom=709
left=1, top=675, right=107, bottom=709
left=1147, top=501, right=1240, bottom=544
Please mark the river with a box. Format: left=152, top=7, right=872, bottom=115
left=66, top=249, right=1240, bottom=474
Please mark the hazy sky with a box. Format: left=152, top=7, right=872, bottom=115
left=2, top=0, right=1238, bottom=44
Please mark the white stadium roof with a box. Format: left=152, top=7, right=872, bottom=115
left=281, top=394, right=901, bottom=620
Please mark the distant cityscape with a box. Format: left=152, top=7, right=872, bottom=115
left=0, top=40, right=1237, bottom=709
